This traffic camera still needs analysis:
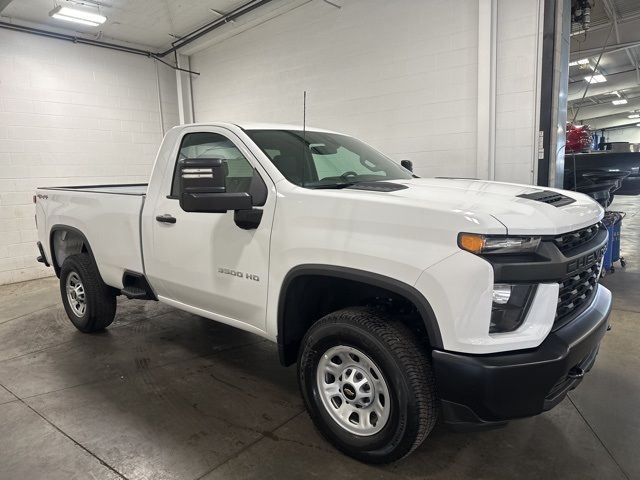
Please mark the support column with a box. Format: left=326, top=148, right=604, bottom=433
left=538, top=0, right=571, bottom=188
left=176, top=54, right=194, bottom=124
left=476, top=0, right=498, bottom=180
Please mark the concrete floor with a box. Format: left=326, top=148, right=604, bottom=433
left=0, top=198, right=638, bottom=480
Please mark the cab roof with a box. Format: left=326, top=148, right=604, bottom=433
left=178, top=121, right=342, bottom=135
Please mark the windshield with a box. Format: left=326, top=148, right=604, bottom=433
left=245, top=130, right=413, bottom=188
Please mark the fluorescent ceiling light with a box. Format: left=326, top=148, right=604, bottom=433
left=612, top=99, right=628, bottom=105
left=628, top=114, right=640, bottom=118
left=569, top=58, right=590, bottom=66
left=584, top=74, right=606, bottom=83
left=51, top=14, right=99, bottom=26
left=49, top=6, right=106, bottom=26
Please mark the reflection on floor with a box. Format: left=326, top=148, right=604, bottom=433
left=0, top=197, right=638, bottom=479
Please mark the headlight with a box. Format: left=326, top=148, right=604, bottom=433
left=490, top=284, right=536, bottom=333
left=458, top=233, right=541, bottom=255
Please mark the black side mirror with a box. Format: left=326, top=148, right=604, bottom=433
left=178, top=157, right=252, bottom=213
left=401, top=160, right=413, bottom=172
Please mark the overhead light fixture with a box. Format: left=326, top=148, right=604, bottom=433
left=637, top=123, right=640, bottom=127
left=569, top=58, right=590, bottom=66
left=628, top=114, right=640, bottom=119
left=584, top=74, right=606, bottom=83
left=49, top=5, right=107, bottom=26
left=612, top=99, right=628, bottom=105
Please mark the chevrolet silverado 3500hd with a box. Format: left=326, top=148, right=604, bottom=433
left=35, top=122, right=612, bottom=463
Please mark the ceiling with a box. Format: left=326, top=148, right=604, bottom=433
left=0, top=0, right=252, bottom=50
left=569, top=0, right=640, bottom=131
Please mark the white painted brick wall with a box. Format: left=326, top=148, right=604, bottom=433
left=190, top=0, right=480, bottom=179
left=190, top=0, right=543, bottom=184
left=494, top=0, right=542, bottom=184
left=0, top=29, right=178, bottom=285
left=0, top=0, right=545, bottom=286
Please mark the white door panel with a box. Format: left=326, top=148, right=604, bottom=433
left=144, top=126, right=274, bottom=332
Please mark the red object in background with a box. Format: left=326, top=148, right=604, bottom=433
left=566, top=123, right=592, bottom=153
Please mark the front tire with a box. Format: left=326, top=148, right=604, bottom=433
left=60, top=253, right=116, bottom=332
left=298, top=307, right=438, bottom=463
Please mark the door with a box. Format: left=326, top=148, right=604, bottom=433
left=145, top=127, right=275, bottom=332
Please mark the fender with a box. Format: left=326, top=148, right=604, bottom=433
left=49, top=224, right=96, bottom=277
left=277, top=264, right=444, bottom=365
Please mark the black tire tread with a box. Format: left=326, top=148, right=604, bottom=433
left=300, top=306, right=438, bottom=462
left=60, top=253, right=116, bottom=332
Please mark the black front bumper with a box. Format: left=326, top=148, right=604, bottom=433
left=433, top=285, right=612, bottom=430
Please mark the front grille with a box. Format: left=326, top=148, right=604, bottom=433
left=554, top=223, right=601, bottom=254
left=554, top=262, right=600, bottom=329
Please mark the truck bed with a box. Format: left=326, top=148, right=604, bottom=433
left=35, top=183, right=147, bottom=289
left=39, top=183, right=148, bottom=196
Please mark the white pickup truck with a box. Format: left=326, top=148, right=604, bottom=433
left=35, top=122, right=612, bottom=463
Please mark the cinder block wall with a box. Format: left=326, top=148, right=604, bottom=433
left=0, top=0, right=545, bottom=285
left=191, top=0, right=480, bottom=179
left=0, top=29, right=178, bottom=285
left=190, top=0, right=543, bottom=184
left=494, top=0, right=543, bottom=184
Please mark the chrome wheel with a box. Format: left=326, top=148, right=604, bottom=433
left=316, top=345, right=391, bottom=436
left=66, top=272, right=86, bottom=317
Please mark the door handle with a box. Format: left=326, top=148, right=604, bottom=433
left=156, top=214, right=176, bottom=224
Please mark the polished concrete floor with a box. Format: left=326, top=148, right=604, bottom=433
left=0, top=198, right=638, bottom=480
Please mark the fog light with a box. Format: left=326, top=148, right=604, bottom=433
left=492, top=284, right=512, bottom=304
left=490, top=284, right=536, bottom=333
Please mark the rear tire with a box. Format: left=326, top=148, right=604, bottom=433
left=298, top=307, right=437, bottom=464
left=59, top=253, right=116, bottom=332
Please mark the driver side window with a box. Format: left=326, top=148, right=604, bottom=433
left=171, top=132, right=254, bottom=197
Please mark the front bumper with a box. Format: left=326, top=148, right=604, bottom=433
left=433, top=284, right=612, bottom=430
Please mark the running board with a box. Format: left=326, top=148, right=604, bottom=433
left=121, top=286, right=149, bottom=299
left=121, top=271, right=157, bottom=301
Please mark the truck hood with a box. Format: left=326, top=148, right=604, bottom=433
left=382, top=178, right=603, bottom=235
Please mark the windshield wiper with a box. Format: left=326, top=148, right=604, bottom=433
left=310, top=182, right=359, bottom=189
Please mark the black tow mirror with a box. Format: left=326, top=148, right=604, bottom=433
left=178, top=157, right=252, bottom=213
left=400, top=160, right=413, bottom=172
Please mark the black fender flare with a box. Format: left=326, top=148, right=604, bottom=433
left=277, top=264, right=443, bottom=365
left=49, top=224, right=96, bottom=277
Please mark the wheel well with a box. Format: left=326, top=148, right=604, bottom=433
left=50, top=226, right=93, bottom=277
left=277, top=267, right=442, bottom=366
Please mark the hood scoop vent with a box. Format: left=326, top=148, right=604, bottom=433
left=517, top=190, right=576, bottom=207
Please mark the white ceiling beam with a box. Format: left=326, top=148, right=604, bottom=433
left=586, top=115, right=640, bottom=130
left=570, top=17, right=640, bottom=58
left=568, top=70, right=640, bottom=101
left=570, top=39, right=640, bottom=60
left=601, top=0, right=639, bottom=71
left=572, top=96, right=640, bottom=122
